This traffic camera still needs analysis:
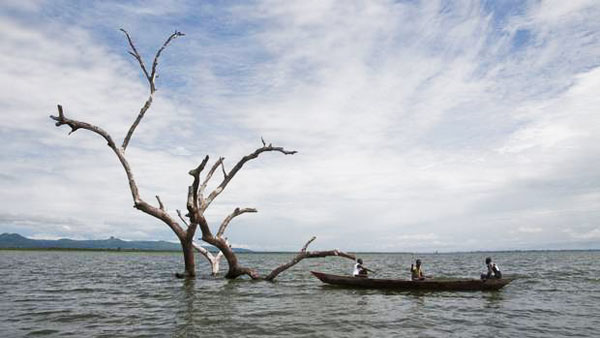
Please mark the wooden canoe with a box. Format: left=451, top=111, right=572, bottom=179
left=310, top=271, right=512, bottom=291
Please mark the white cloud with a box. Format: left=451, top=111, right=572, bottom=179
left=1, top=0, right=600, bottom=251
left=516, top=227, right=543, bottom=234
left=565, top=228, right=600, bottom=241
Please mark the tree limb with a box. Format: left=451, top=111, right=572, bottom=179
left=264, top=237, right=356, bottom=281
left=50, top=105, right=185, bottom=238
left=217, top=207, right=257, bottom=237
left=121, top=95, right=153, bottom=151
left=149, top=30, right=185, bottom=92
left=198, top=157, right=224, bottom=208
left=203, top=139, right=297, bottom=210
left=220, top=160, right=227, bottom=179
left=155, top=195, right=165, bottom=211
left=119, top=29, right=150, bottom=82
left=120, top=29, right=184, bottom=151
left=187, top=156, right=209, bottom=216
left=176, top=209, right=189, bottom=226
left=301, top=236, right=316, bottom=251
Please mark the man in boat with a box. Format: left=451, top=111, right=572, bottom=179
left=411, top=259, right=426, bottom=281
left=353, top=258, right=373, bottom=277
left=481, top=257, right=502, bottom=279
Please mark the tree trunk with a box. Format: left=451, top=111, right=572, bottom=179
left=181, top=239, right=196, bottom=277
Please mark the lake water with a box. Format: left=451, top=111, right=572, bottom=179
left=1, top=250, right=598, bottom=337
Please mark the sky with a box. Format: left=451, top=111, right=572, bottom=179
left=1, top=0, right=599, bottom=252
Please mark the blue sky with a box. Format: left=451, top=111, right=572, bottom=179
left=1, top=0, right=599, bottom=251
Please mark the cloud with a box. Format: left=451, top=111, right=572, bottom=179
left=564, top=228, right=600, bottom=241
left=515, top=227, right=542, bottom=234
left=1, top=0, right=600, bottom=251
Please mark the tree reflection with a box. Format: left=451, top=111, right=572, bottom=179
left=174, top=278, right=197, bottom=337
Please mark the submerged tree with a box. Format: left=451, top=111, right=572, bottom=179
left=50, top=30, right=354, bottom=279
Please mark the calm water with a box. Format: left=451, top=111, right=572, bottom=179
left=1, top=251, right=599, bottom=337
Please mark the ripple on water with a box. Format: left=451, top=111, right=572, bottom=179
left=25, top=329, right=60, bottom=336
left=1, top=251, right=599, bottom=337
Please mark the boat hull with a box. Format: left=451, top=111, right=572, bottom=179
left=310, top=271, right=512, bottom=291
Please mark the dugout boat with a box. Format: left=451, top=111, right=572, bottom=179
left=310, top=271, right=512, bottom=291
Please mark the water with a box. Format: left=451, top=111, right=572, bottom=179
left=1, top=251, right=598, bottom=337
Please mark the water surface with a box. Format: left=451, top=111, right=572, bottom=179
left=1, top=251, right=598, bottom=337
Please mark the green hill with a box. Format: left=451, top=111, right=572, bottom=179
left=0, top=233, right=252, bottom=252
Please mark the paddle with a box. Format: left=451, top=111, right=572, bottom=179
left=357, top=266, right=377, bottom=276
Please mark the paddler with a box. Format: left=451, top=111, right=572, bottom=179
left=353, top=258, right=374, bottom=277
left=481, top=257, right=502, bottom=279
left=410, top=259, right=426, bottom=280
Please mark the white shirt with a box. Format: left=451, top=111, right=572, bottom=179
left=353, top=263, right=362, bottom=276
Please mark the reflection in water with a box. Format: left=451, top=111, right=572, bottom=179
left=175, top=278, right=197, bottom=337
left=483, top=290, right=504, bottom=309
left=357, top=294, right=368, bottom=306
left=408, top=292, right=426, bottom=310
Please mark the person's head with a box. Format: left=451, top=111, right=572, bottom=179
left=416, top=259, right=421, bottom=267
left=485, top=257, right=492, bottom=264
left=357, top=258, right=363, bottom=264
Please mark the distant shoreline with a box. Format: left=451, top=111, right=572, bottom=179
left=2, top=233, right=598, bottom=253
left=1, top=248, right=598, bottom=254
left=0, top=247, right=182, bottom=253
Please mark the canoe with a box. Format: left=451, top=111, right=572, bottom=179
left=310, top=271, right=512, bottom=291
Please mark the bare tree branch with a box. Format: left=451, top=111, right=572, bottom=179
left=177, top=209, right=199, bottom=246
left=155, top=195, right=165, bottom=211
left=217, top=207, right=257, bottom=237
left=192, top=241, right=221, bottom=276
left=120, top=29, right=150, bottom=82
left=301, top=236, right=317, bottom=252
left=50, top=105, right=185, bottom=239
left=120, top=29, right=184, bottom=151
left=188, top=139, right=298, bottom=279
left=203, top=139, right=297, bottom=210
left=220, top=160, right=227, bottom=178
left=121, top=95, right=153, bottom=151
left=176, top=209, right=189, bottom=226
left=264, top=237, right=356, bottom=281
left=119, top=29, right=183, bottom=93
left=215, top=243, right=225, bottom=261
left=187, top=156, right=209, bottom=215
left=149, top=30, right=185, bottom=92
left=198, top=157, right=224, bottom=208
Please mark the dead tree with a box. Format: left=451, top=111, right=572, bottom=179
left=50, top=30, right=356, bottom=279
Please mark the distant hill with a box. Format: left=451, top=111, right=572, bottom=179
left=0, top=233, right=252, bottom=253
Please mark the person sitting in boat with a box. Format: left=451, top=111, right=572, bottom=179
left=481, top=257, right=502, bottom=279
left=353, top=258, right=371, bottom=277
left=411, top=259, right=426, bottom=281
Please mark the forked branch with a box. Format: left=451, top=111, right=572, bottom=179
left=120, top=29, right=184, bottom=151
left=119, top=28, right=184, bottom=93
left=198, top=157, right=225, bottom=208
left=192, top=240, right=225, bottom=276
left=51, top=105, right=114, bottom=144
left=203, top=140, right=297, bottom=211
